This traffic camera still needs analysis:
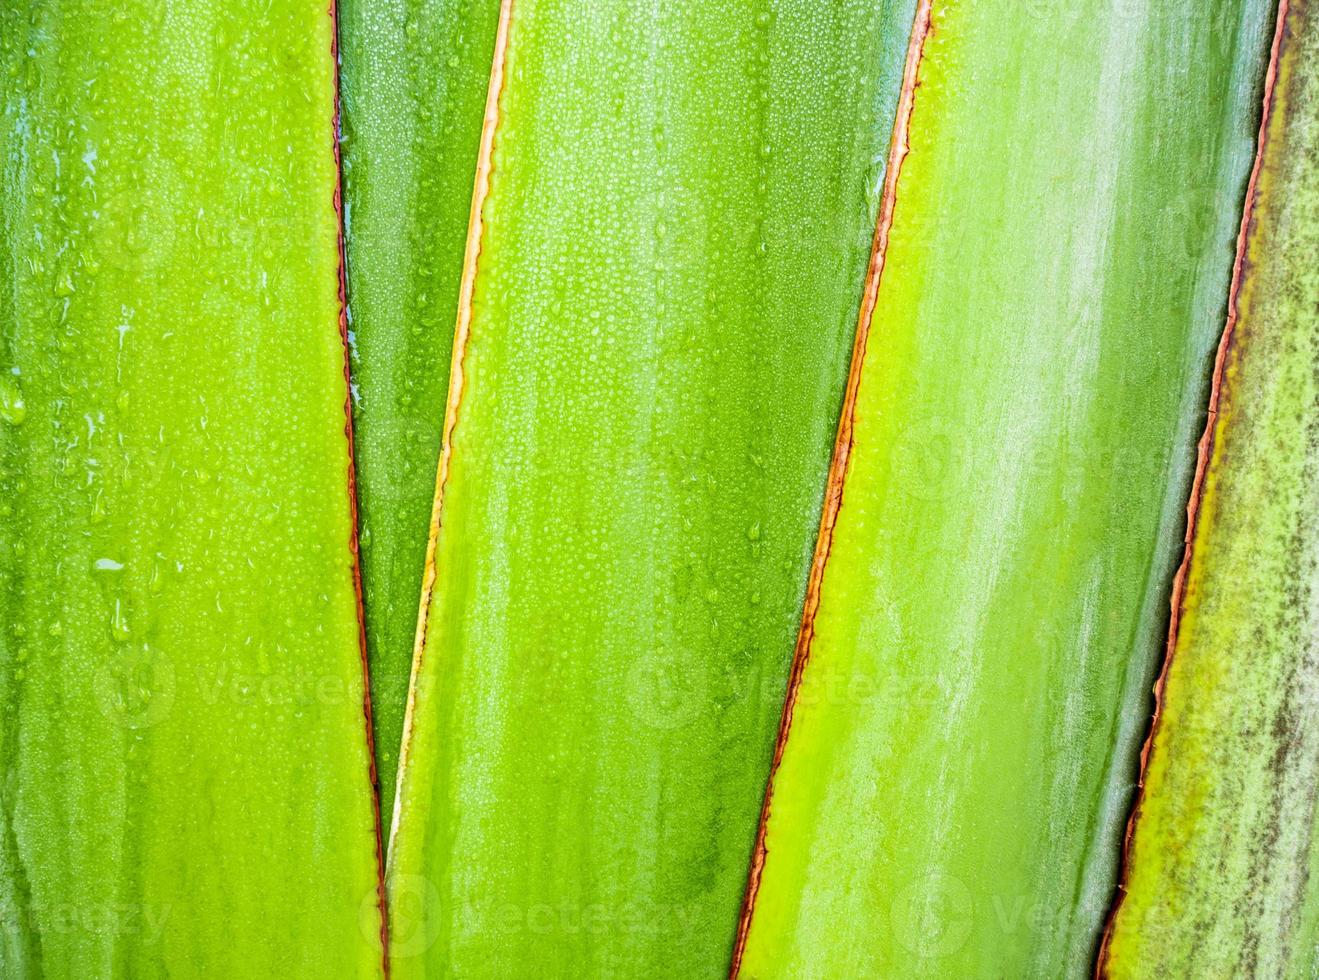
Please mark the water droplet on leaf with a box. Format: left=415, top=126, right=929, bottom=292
left=0, top=376, right=26, bottom=425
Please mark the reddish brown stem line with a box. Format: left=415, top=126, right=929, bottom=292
left=1093, top=0, right=1291, bottom=973
left=388, top=0, right=516, bottom=854
left=727, top=1, right=934, bottom=974
left=328, top=0, right=391, bottom=972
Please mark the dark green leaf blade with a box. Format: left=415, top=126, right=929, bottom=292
left=338, top=0, right=503, bottom=829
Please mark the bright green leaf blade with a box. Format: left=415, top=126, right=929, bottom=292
left=338, top=0, right=503, bottom=828
left=1105, top=2, right=1319, bottom=974
left=737, top=0, right=1276, bottom=977
left=388, top=0, right=918, bottom=974
left=0, top=2, right=384, bottom=976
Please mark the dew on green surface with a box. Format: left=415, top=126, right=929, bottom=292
left=337, top=0, right=505, bottom=823
left=0, top=1, right=383, bottom=976
left=388, top=1, right=921, bottom=976
left=739, top=1, right=1277, bottom=977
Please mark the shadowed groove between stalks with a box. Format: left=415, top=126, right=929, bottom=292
left=728, top=1, right=935, bottom=973
left=1094, top=0, right=1292, bottom=973
left=389, top=0, right=516, bottom=856
left=329, top=0, right=391, bottom=970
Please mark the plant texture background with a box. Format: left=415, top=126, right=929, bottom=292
left=1, top=0, right=1315, bottom=978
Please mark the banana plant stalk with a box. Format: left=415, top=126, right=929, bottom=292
left=0, top=2, right=385, bottom=975
left=386, top=0, right=920, bottom=974
left=338, top=0, right=503, bottom=828
left=1103, top=2, right=1319, bottom=974
left=734, top=0, right=1277, bottom=976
